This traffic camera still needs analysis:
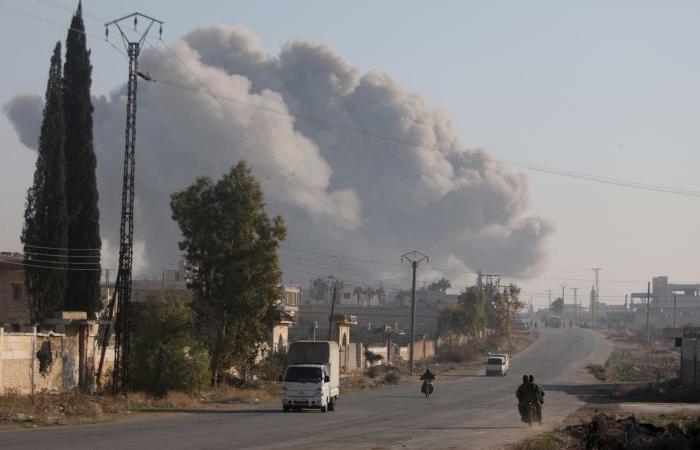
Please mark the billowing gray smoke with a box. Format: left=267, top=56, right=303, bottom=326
left=5, top=25, right=552, bottom=282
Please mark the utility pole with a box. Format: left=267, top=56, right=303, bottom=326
left=104, top=269, right=111, bottom=300
left=401, top=251, right=429, bottom=374
left=561, top=284, right=566, bottom=314
left=645, top=281, right=651, bottom=345
left=591, top=268, right=601, bottom=323
left=673, top=295, right=677, bottom=328
left=571, top=287, right=579, bottom=321
left=327, top=285, right=338, bottom=340
left=96, top=13, right=163, bottom=394
left=547, top=290, right=553, bottom=308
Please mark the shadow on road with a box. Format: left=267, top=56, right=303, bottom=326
left=418, top=426, right=529, bottom=430
left=139, top=408, right=283, bottom=414
left=541, top=382, right=650, bottom=403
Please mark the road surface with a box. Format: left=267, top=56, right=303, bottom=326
left=0, top=328, right=611, bottom=449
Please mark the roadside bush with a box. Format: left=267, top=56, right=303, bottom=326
left=364, top=349, right=383, bottom=365
left=384, top=370, right=401, bottom=384
left=366, top=365, right=388, bottom=379
left=438, top=342, right=478, bottom=363
left=256, top=350, right=288, bottom=382
left=129, top=295, right=211, bottom=396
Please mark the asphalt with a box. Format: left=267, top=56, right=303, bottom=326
left=0, top=328, right=612, bottom=450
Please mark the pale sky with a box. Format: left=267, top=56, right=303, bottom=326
left=2, top=0, right=700, bottom=308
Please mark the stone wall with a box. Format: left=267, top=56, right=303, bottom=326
left=0, top=326, right=114, bottom=394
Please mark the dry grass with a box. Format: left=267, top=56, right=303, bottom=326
left=588, top=343, right=679, bottom=383
left=0, top=389, right=129, bottom=428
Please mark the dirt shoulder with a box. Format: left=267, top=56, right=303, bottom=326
left=587, top=328, right=679, bottom=383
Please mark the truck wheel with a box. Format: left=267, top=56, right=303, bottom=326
left=283, top=405, right=290, bottom=412
left=321, top=403, right=327, bottom=413
left=328, top=400, right=335, bottom=411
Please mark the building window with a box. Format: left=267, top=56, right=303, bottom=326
left=12, top=283, right=22, bottom=300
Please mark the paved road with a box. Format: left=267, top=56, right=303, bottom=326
left=0, top=328, right=611, bottom=450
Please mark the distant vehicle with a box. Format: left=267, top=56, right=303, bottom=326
left=545, top=316, right=563, bottom=328
left=485, top=353, right=510, bottom=376
left=282, top=341, right=340, bottom=412
left=514, top=319, right=529, bottom=331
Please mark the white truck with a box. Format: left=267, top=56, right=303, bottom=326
left=282, top=341, right=340, bottom=412
left=485, top=353, right=510, bottom=376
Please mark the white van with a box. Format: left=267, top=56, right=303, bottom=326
left=485, top=353, right=510, bottom=376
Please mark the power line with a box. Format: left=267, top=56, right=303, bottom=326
left=1, top=254, right=100, bottom=266
left=23, top=244, right=100, bottom=252
left=21, top=250, right=101, bottom=259
left=0, top=257, right=107, bottom=271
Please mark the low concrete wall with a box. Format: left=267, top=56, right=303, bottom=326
left=0, top=326, right=114, bottom=394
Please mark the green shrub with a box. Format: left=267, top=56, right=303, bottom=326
left=129, top=296, right=211, bottom=396
left=384, top=370, right=401, bottom=384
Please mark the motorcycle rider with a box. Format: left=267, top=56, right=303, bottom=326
left=420, top=368, right=435, bottom=395
left=515, top=374, right=532, bottom=421
left=420, top=368, right=436, bottom=382
left=528, top=374, right=544, bottom=424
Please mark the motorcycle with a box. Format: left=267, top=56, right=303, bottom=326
left=421, top=380, right=434, bottom=398
left=523, top=400, right=543, bottom=426
left=525, top=401, right=535, bottom=426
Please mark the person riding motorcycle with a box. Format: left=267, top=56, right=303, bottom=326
left=516, top=374, right=542, bottom=424
left=515, top=375, right=532, bottom=420
left=420, top=368, right=436, bottom=382
left=420, top=368, right=435, bottom=396
left=528, top=374, right=544, bottom=424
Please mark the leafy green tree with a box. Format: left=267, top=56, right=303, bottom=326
left=63, top=3, right=101, bottom=313
left=438, top=287, right=486, bottom=342
left=171, top=161, right=286, bottom=385
left=22, top=42, right=69, bottom=324
left=550, top=297, right=564, bottom=315
left=487, top=284, right=524, bottom=336
left=129, top=294, right=210, bottom=395
left=310, top=277, right=343, bottom=302
left=458, top=287, right=487, bottom=339
left=428, top=278, right=452, bottom=294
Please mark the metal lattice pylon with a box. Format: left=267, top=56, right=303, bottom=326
left=96, top=13, right=162, bottom=395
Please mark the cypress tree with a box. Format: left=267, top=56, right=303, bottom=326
left=22, top=42, right=69, bottom=324
left=63, top=2, right=102, bottom=313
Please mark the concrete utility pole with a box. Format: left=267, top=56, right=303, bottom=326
left=547, top=290, right=553, bottom=308
left=401, top=251, right=429, bottom=374
left=571, top=288, right=579, bottom=321
left=645, top=281, right=651, bottom=345
left=327, top=285, right=338, bottom=340
left=591, top=268, right=601, bottom=323
left=673, top=295, right=677, bottom=328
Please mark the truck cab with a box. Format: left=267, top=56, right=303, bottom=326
left=485, top=353, right=510, bottom=376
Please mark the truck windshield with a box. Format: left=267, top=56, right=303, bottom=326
left=487, top=357, right=504, bottom=365
left=285, top=367, right=323, bottom=382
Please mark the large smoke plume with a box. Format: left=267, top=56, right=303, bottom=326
left=5, top=25, right=552, bottom=283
